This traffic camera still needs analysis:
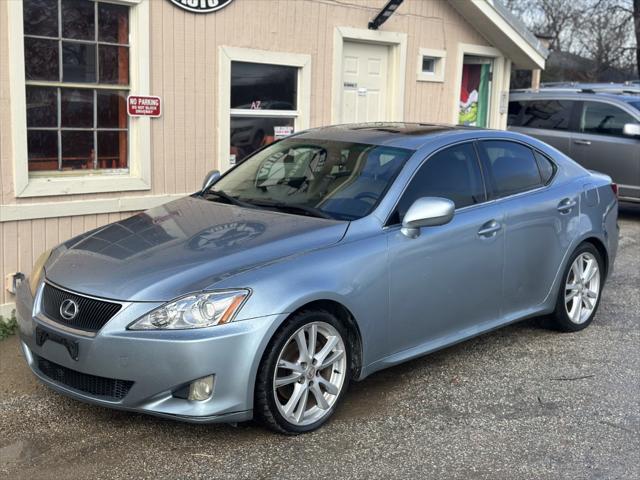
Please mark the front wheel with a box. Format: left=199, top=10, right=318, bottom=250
left=254, top=310, right=350, bottom=434
left=550, top=243, right=604, bottom=332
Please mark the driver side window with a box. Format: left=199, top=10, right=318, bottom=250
left=390, top=142, right=486, bottom=224
left=581, top=101, right=637, bottom=137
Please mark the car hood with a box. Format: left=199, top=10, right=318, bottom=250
left=45, top=196, right=348, bottom=301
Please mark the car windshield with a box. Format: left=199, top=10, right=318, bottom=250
left=207, top=139, right=414, bottom=220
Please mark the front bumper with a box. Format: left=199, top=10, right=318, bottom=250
left=16, top=280, right=282, bottom=424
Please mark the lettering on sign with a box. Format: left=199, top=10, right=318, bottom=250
left=167, top=0, right=235, bottom=14
left=127, top=96, right=162, bottom=117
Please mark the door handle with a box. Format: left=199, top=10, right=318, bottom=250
left=573, top=139, right=591, bottom=146
left=557, top=198, right=577, bottom=213
left=478, top=220, right=502, bottom=237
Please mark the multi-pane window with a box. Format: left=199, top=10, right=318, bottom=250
left=23, top=0, right=130, bottom=172
left=229, top=62, right=299, bottom=163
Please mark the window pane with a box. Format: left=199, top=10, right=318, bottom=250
left=422, top=57, right=435, bottom=73
left=534, top=151, right=556, bottom=185
left=99, top=45, right=129, bottom=84
left=98, top=3, right=129, bottom=44
left=394, top=143, right=485, bottom=220
left=97, top=90, right=127, bottom=128
left=98, top=131, right=128, bottom=169
left=61, top=130, right=94, bottom=169
left=479, top=140, right=542, bottom=198
left=230, top=117, right=294, bottom=163
left=582, top=101, right=636, bottom=137
left=61, top=0, right=95, bottom=41
left=26, top=87, right=58, bottom=127
left=507, top=101, right=522, bottom=126
left=520, top=100, right=572, bottom=130
left=61, top=88, right=94, bottom=127
left=62, top=42, right=97, bottom=82
left=24, top=38, right=59, bottom=81
left=231, top=62, right=297, bottom=110
left=23, top=0, right=58, bottom=37
left=28, top=130, right=58, bottom=171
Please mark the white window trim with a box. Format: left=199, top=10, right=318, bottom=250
left=218, top=46, right=311, bottom=172
left=331, top=26, right=407, bottom=124
left=7, top=0, right=151, bottom=198
left=451, top=43, right=510, bottom=129
left=417, top=48, right=446, bottom=83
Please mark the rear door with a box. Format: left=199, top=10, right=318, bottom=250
left=476, top=140, right=578, bottom=318
left=570, top=100, right=640, bottom=199
left=508, top=98, right=575, bottom=154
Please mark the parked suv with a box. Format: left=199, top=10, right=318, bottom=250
left=508, top=88, right=640, bottom=202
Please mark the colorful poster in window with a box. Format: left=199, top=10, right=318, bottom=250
left=459, top=63, right=490, bottom=127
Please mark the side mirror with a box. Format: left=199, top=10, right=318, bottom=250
left=201, top=170, right=221, bottom=194
left=623, top=123, right=640, bottom=137
left=401, top=197, right=455, bottom=238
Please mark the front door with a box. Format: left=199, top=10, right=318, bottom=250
left=386, top=142, right=504, bottom=354
left=570, top=100, right=640, bottom=199
left=459, top=56, right=493, bottom=127
left=340, top=41, right=389, bottom=123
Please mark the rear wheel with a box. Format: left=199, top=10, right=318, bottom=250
left=254, top=310, right=350, bottom=434
left=551, top=243, right=604, bottom=332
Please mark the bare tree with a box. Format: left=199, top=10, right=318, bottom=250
left=635, top=0, right=640, bottom=74
left=505, top=0, right=638, bottom=80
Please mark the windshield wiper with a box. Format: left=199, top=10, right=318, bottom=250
left=203, top=189, right=260, bottom=209
left=245, top=199, right=334, bottom=220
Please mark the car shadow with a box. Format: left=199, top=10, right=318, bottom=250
left=619, top=202, right=640, bottom=220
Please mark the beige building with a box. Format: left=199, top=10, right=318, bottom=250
left=0, top=0, right=546, bottom=315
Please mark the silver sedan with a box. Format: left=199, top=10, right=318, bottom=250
left=16, top=123, right=619, bottom=434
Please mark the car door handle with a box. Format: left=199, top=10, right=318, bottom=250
left=478, top=220, right=502, bottom=237
left=573, top=139, right=591, bottom=146
left=557, top=198, right=577, bottom=213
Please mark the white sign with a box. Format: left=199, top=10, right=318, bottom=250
left=274, top=126, right=294, bottom=140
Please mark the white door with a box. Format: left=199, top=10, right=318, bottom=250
left=341, top=41, right=389, bottom=123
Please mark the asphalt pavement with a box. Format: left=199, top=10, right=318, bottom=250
left=1, top=204, right=638, bottom=479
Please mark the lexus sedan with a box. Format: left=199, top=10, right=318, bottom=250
left=16, top=123, right=619, bottom=434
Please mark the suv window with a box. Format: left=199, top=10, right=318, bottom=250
left=478, top=140, right=543, bottom=198
left=581, top=101, right=637, bottom=137
left=510, top=100, right=573, bottom=130
left=391, top=142, right=485, bottom=223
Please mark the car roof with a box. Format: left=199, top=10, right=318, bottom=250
left=292, top=122, right=490, bottom=150
left=510, top=90, right=639, bottom=104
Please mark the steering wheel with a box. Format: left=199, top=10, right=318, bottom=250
left=354, top=192, right=378, bottom=204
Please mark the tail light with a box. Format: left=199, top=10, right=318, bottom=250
left=610, top=183, right=618, bottom=198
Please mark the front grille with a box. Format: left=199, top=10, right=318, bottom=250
left=36, top=355, right=133, bottom=401
left=41, top=283, right=121, bottom=332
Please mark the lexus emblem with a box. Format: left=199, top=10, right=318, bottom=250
left=60, top=299, right=79, bottom=321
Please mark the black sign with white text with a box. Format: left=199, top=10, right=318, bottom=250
left=167, top=0, right=235, bottom=14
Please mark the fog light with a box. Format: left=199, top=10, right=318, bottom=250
left=188, top=375, right=214, bottom=401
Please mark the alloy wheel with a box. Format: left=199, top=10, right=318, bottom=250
left=564, top=252, right=601, bottom=324
left=272, top=321, right=347, bottom=426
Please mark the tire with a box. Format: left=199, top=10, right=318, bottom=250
left=550, top=243, right=605, bottom=332
left=254, top=309, right=351, bottom=434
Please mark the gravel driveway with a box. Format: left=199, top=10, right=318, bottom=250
left=1, top=205, right=638, bottom=480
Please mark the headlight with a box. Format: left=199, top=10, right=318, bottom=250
left=29, top=248, right=52, bottom=296
left=128, top=290, right=250, bottom=330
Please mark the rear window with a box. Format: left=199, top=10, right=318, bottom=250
left=478, top=140, right=543, bottom=198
